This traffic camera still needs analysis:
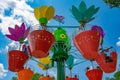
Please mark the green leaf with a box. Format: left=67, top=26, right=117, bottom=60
left=71, top=5, right=83, bottom=21
left=86, top=17, right=95, bottom=23
left=79, top=1, right=87, bottom=14
left=84, top=5, right=95, bottom=20
left=66, top=55, right=74, bottom=68
left=94, top=7, right=100, bottom=15
left=85, top=6, right=99, bottom=21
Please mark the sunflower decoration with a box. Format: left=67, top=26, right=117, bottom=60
left=34, top=6, right=55, bottom=29
left=60, top=34, right=66, bottom=39
left=71, top=1, right=99, bottom=30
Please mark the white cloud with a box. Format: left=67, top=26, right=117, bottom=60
left=0, top=41, right=19, bottom=53
left=0, top=0, right=38, bottom=34
left=117, top=37, right=120, bottom=46
left=0, top=63, right=8, bottom=78
left=48, top=70, right=57, bottom=79
left=6, top=41, right=20, bottom=51
left=117, top=41, right=120, bottom=46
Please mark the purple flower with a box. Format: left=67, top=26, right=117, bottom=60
left=91, top=25, right=105, bottom=38
left=6, top=23, right=30, bottom=43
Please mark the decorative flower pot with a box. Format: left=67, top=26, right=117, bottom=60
left=86, top=68, right=103, bottom=80
left=28, top=30, right=55, bottom=58
left=95, top=51, right=117, bottom=73
left=8, top=50, right=29, bottom=72
left=39, top=76, right=54, bottom=80
left=17, top=68, right=34, bottom=80
left=74, top=30, right=101, bottom=60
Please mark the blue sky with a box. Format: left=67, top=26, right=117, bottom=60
left=0, top=0, right=120, bottom=80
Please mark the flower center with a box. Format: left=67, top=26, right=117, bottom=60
left=60, top=34, right=66, bottom=39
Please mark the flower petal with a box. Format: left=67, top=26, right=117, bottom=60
left=8, top=27, right=16, bottom=35
left=45, top=6, right=55, bottom=20
left=23, top=27, right=30, bottom=38
left=39, top=6, right=48, bottom=17
left=6, top=34, right=18, bottom=41
left=34, top=8, right=41, bottom=20
left=15, top=31, right=24, bottom=40
left=20, top=23, right=25, bottom=33
left=15, top=24, right=20, bottom=31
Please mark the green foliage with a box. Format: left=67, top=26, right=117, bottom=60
left=71, top=1, right=99, bottom=25
left=106, top=71, right=120, bottom=80
left=31, top=73, right=41, bottom=80
left=104, top=0, right=120, bottom=8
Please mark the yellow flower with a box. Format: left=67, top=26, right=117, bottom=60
left=39, top=56, right=50, bottom=64
left=34, top=6, right=55, bottom=24
left=38, top=56, right=51, bottom=70
left=60, top=34, right=66, bottom=39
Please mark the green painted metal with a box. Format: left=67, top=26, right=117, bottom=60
left=52, top=41, right=68, bottom=80
left=52, top=41, right=69, bottom=62
left=52, top=28, right=71, bottom=80
left=57, top=61, right=65, bottom=80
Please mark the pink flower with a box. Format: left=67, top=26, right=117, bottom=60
left=6, top=23, right=30, bottom=43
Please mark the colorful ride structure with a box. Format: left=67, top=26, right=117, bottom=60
left=6, top=1, right=118, bottom=80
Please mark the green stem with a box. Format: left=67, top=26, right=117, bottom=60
left=57, top=60, right=65, bottom=80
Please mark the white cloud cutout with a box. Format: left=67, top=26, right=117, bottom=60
left=117, top=37, right=120, bottom=46
left=0, top=63, right=8, bottom=78
left=0, top=0, right=38, bottom=34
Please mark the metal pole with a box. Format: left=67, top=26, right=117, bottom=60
left=57, top=60, right=65, bottom=80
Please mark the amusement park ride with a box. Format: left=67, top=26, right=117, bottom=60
left=6, top=1, right=118, bottom=80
